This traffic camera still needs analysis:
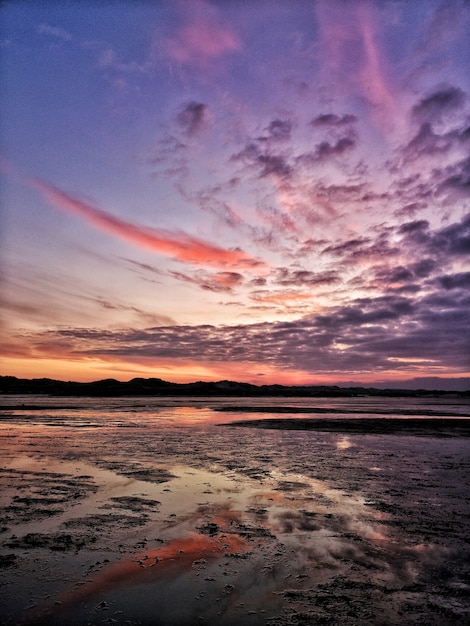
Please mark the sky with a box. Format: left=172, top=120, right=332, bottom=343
left=1, top=0, right=469, bottom=389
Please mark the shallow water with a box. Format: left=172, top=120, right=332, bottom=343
left=1, top=396, right=469, bottom=624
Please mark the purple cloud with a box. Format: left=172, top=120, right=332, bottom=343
left=310, top=113, right=357, bottom=127
left=412, top=86, right=466, bottom=124
left=176, top=102, right=210, bottom=137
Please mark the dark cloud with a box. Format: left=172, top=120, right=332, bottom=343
left=26, top=266, right=469, bottom=374
left=231, top=142, right=292, bottom=180
left=404, top=122, right=453, bottom=159
left=431, top=212, right=470, bottom=256
left=323, top=237, right=370, bottom=256
left=310, top=113, right=357, bottom=127
left=410, top=258, right=437, bottom=278
left=403, top=89, right=469, bottom=163
left=374, top=266, right=414, bottom=284
left=266, top=119, right=293, bottom=141
left=395, top=214, right=470, bottom=267
left=438, top=271, right=470, bottom=290
left=249, top=277, right=267, bottom=287
left=412, top=86, right=466, bottom=124
left=257, top=153, right=292, bottom=179
left=274, top=268, right=339, bottom=287
left=321, top=232, right=397, bottom=262
left=438, top=157, right=470, bottom=198
left=398, top=219, right=430, bottom=245
left=307, top=136, right=356, bottom=163
left=232, top=115, right=358, bottom=191
left=176, top=101, right=210, bottom=136
left=393, top=202, right=426, bottom=219
left=405, top=126, right=470, bottom=168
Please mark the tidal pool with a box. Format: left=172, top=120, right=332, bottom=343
left=1, top=396, right=469, bottom=624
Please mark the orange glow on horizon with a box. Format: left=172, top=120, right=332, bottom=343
left=1, top=355, right=466, bottom=388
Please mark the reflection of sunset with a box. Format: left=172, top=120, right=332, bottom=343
left=37, top=532, right=250, bottom=621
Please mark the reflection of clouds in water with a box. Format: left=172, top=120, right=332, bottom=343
left=32, top=532, right=251, bottom=623
left=336, top=436, right=352, bottom=449
left=271, top=509, right=322, bottom=533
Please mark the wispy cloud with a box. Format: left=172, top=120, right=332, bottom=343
left=356, top=1, right=397, bottom=129
left=31, top=179, right=264, bottom=271
left=169, top=269, right=244, bottom=293
left=315, top=0, right=397, bottom=132
left=37, top=23, right=72, bottom=42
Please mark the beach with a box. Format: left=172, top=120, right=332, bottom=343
left=1, top=396, right=469, bottom=625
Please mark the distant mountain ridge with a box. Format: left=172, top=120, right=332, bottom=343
left=1, top=376, right=468, bottom=397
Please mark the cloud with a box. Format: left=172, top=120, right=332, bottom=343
left=37, top=23, right=72, bottom=42
left=163, top=0, right=240, bottom=67
left=404, top=122, right=453, bottom=159
left=233, top=127, right=356, bottom=190
left=412, top=86, right=466, bottom=125
left=9, top=207, right=470, bottom=376
left=249, top=290, right=314, bottom=306
left=312, top=136, right=356, bottom=161
left=399, top=213, right=470, bottom=258
left=322, top=233, right=397, bottom=263
left=438, top=272, right=470, bottom=290
left=295, top=135, right=357, bottom=168
left=438, top=156, right=470, bottom=199
left=31, top=179, right=265, bottom=270
left=357, top=1, right=397, bottom=127
left=20, top=279, right=469, bottom=376
left=176, top=102, right=210, bottom=137
left=87, top=296, right=176, bottom=327
left=98, top=48, right=147, bottom=74
left=265, top=119, right=293, bottom=141
left=169, top=270, right=244, bottom=293
left=232, top=143, right=292, bottom=181
left=373, top=265, right=414, bottom=285
left=274, top=268, right=339, bottom=287
left=434, top=213, right=470, bottom=256
left=314, top=0, right=397, bottom=132
left=400, top=87, right=469, bottom=165
left=121, top=258, right=165, bottom=280
left=310, top=113, right=357, bottom=127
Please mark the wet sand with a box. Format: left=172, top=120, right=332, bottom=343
left=1, top=397, right=469, bottom=624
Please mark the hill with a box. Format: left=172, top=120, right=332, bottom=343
left=0, top=376, right=468, bottom=398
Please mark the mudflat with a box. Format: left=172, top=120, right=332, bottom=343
left=1, top=396, right=469, bottom=625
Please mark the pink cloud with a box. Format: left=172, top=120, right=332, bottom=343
left=315, top=0, right=397, bottom=133
left=164, top=1, right=240, bottom=66
left=31, top=179, right=264, bottom=271
left=357, top=2, right=397, bottom=130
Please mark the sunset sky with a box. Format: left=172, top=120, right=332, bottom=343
left=1, top=0, right=469, bottom=388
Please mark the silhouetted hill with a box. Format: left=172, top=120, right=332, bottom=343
left=0, top=376, right=468, bottom=398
